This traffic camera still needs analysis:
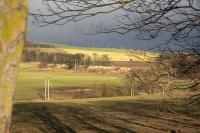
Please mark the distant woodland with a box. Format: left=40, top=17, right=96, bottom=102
left=22, top=43, right=111, bottom=69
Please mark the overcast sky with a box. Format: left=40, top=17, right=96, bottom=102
left=27, top=0, right=160, bottom=49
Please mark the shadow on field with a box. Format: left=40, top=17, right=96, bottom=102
left=30, top=106, right=76, bottom=133
left=11, top=99, right=200, bottom=133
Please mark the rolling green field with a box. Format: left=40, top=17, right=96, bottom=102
left=12, top=44, right=200, bottom=133
left=16, top=42, right=158, bottom=101
left=14, top=64, right=125, bottom=101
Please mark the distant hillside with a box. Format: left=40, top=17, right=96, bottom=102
left=25, top=41, right=158, bottom=62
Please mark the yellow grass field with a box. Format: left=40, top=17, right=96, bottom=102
left=27, top=42, right=158, bottom=62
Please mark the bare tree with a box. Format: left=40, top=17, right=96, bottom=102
left=125, top=68, right=169, bottom=96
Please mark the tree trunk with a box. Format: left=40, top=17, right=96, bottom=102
left=0, top=0, right=28, bottom=132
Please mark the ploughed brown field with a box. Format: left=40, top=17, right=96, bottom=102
left=111, top=61, right=154, bottom=68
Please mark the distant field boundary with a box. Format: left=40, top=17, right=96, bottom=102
left=111, top=61, right=154, bottom=68
left=13, top=93, right=190, bottom=104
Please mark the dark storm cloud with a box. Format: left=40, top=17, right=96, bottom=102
left=27, top=0, right=158, bottom=49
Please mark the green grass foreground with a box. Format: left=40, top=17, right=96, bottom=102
left=11, top=96, right=200, bottom=133
left=14, top=68, right=124, bottom=101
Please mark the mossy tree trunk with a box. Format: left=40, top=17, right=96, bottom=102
left=0, top=0, right=28, bottom=132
